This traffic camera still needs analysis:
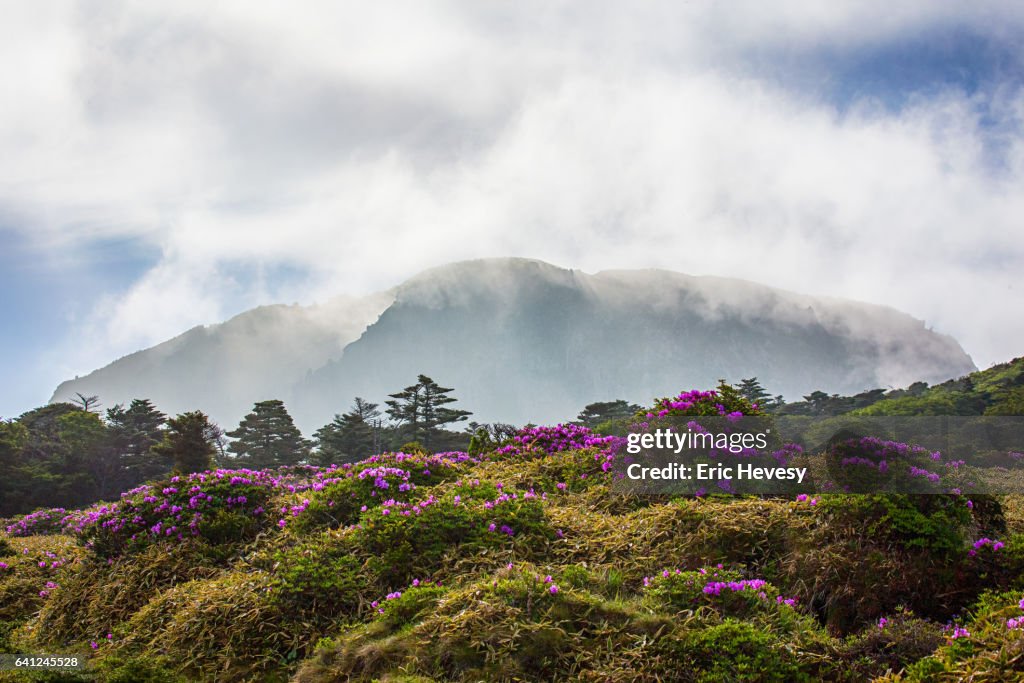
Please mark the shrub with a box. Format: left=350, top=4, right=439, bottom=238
left=268, top=536, right=365, bottom=619
left=839, top=610, right=944, bottom=680
left=655, top=619, right=809, bottom=682
left=817, top=495, right=971, bottom=556
left=642, top=567, right=794, bottom=620
left=4, top=508, right=75, bottom=537
left=76, top=471, right=287, bottom=557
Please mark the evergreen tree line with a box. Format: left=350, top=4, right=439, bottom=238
left=0, top=375, right=786, bottom=517
left=8, top=363, right=1017, bottom=518
left=0, top=375, right=475, bottom=517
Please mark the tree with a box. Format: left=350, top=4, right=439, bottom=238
left=575, top=400, right=642, bottom=429
left=4, top=404, right=86, bottom=514
left=0, top=420, right=30, bottom=516
left=152, top=411, right=217, bottom=474
left=57, top=409, right=111, bottom=502
left=106, top=399, right=168, bottom=485
left=205, top=422, right=229, bottom=464
left=385, top=375, right=472, bottom=449
left=72, top=393, right=102, bottom=412
left=735, top=378, right=771, bottom=406
left=465, top=422, right=518, bottom=457
left=313, top=398, right=380, bottom=465
left=226, top=400, right=310, bottom=468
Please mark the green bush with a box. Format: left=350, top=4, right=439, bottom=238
left=642, top=568, right=785, bottom=619
left=657, top=619, right=810, bottom=682
left=268, top=537, right=365, bottom=620
left=839, top=610, right=943, bottom=680
left=97, top=655, right=187, bottom=683
left=818, top=495, right=971, bottom=556
left=376, top=584, right=447, bottom=628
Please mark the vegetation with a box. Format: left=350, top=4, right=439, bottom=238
left=774, top=356, right=1024, bottom=417
left=227, top=400, right=311, bottom=468
left=1, top=361, right=1024, bottom=680
left=311, top=398, right=381, bottom=466
left=385, top=375, right=473, bottom=449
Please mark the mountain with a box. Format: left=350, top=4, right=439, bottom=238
left=52, top=258, right=976, bottom=433
left=50, top=291, right=394, bottom=425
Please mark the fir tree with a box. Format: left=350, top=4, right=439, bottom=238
left=313, top=398, right=381, bottom=465
left=226, top=400, right=310, bottom=467
left=152, top=411, right=216, bottom=475
left=106, top=398, right=168, bottom=485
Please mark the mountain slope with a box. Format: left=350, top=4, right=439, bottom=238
left=52, top=258, right=976, bottom=433
left=291, top=258, right=975, bottom=431
left=50, top=291, right=394, bottom=423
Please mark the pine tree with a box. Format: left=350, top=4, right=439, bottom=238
left=575, top=400, right=642, bottom=429
left=385, top=375, right=471, bottom=449
left=313, top=398, right=381, bottom=465
left=106, top=399, right=167, bottom=486
left=735, top=378, right=771, bottom=406
left=152, top=411, right=216, bottom=475
left=226, top=400, right=310, bottom=467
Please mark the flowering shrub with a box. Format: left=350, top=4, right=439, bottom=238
left=825, top=436, right=947, bottom=493
left=647, top=384, right=761, bottom=419
left=372, top=580, right=446, bottom=627
left=77, top=470, right=292, bottom=557
left=838, top=609, right=945, bottom=680
left=355, top=490, right=553, bottom=586
left=4, top=508, right=87, bottom=537
left=495, top=424, right=619, bottom=459
left=285, top=452, right=473, bottom=533
left=641, top=566, right=796, bottom=618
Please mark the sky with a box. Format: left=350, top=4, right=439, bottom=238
left=1, top=1, right=1023, bottom=418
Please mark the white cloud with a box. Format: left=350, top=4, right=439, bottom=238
left=2, top=1, right=1023, bottom=380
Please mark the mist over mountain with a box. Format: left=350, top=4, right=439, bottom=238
left=50, top=291, right=394, bottom=426
left=51, top=258, right=976, bottom=433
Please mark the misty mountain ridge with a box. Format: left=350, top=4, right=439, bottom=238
left=51, top=258, right=976, bottom=433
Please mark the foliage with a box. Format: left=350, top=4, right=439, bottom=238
left=574, top=399, right=642, bottom=434
left=226, top=399, right=311, bottom=467
left=152, top=411, right=217, bottom=475
left=2, top=373, right=1024, bottom=682
left=313, top=397, right=381, bottom=465
left=656, top=619, right=809, bottom=682
left=385, top=375, right=472, bottom=449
